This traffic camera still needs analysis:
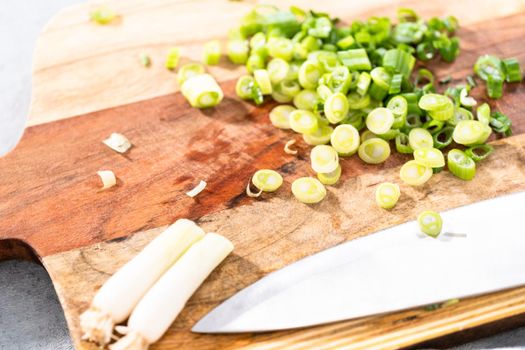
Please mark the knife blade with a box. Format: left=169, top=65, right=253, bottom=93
left=193, top=191, right=525, bottom=333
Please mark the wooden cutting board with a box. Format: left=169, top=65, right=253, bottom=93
left=1, top=0, right=525, bottom=349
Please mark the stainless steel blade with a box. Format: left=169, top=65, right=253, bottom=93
left=193, top=191, right=525, bottom=333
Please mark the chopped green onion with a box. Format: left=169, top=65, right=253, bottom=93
left=375, top=182, right=401, bottom=209
left=324, top=93, right=349, bottom=124
left=246, top=54, right=266, bottom=73
left=267, top=37, right=294, bottom=61
left=90, top=6, right=117, bottom=25
left=474, top=55, right=504, bottom=81
left=357, top=72, right=371, bottom=96
left=317, top=84, right=332, bottom=101
left=404, top=114, right=423, bottom=130
left=203, top=40, right=222, bottom=65
left=387, top=96, right=408, bottom=129
left=236, top=75, right=255, bottom=100
left=249, top=32, right=267, bottom=57
left=326, top=66, right=352, bottom=94
left=413, top=147, right=445, bottom=168
left=415, top=68, right=435, bottom=89
left=361, top=130, right=378, bottom=142
left=366, top=108, right=394, bottom=134
left=418, top=93, right=451, bottom=111
left=139, top=54, right=151, bottom=68
left=317, top=164, right=342, bottom=185
left=459, top=88, right=476, bottom=107
left=269, top=105, right=295, bottom=129
left=293, top=89, right=319, bottom=111
left=358, top=138, right=391, bottom=164
left=310, top=145, right=339, bottom=173
left=437, top=36, right=460, bottom=62
left=383, top=48, right=415, bottom=78
left=299, top=61, right=323, bottom=89
left=466, top=75, right=476, bottom=88
left=409, top=128, right=433, bottom=149
left=465, top=144, right=494, bottom=162
left=181, top=74, right=223, bottom=108
left=487, top=75, right=503, bottom=99
left=503, top=58, right=522, bottom=83
left=370, top=67, right=392, bottom=90
left=279, top=80, right=301, bottom=97
left=400, top=160, right=432, bottom=186
left=476, top=103, right=491, bottom=125
left=254, top=69, right=272, bottom=94
left=303, top=124, right=334, bottom=145
left=267, top=58, right=290, bottom=84
left=422, top=119, right=444, bottom=134
left=177, top=63, right=205, bottom=86
left=417, top=211, right=443, bottom=238
left=165, top=48, right=181, bottom=70
left=252, top=169, right=283, bottom=192
left=389, top=74, right=403, bottom=94
left=416, top=42, right=435, bottom=61
left=447, top=149, right=476, bottom=180
left=347, top=92, right=371, bottom=110
left=368, top=82, right=389, bottom=101
left=337, top=35, right=355, bottom=50
left=330, top=124, right=360, bottom=156
left=452, top=120, right=491, bottom=145
left=337, top=48, right=372, bottom=71
left=227, top=40, right=250, bottom=64
left=432, top=126, right=455, bottom=149
left=490, top=111, right=512, bottom=136
left=395, top=133, right=413, bottom=154
left=289, top=110, right=319, bottom=134
left=448, top=107, right=473, bottom=127
left=292, top=177, right=327, bottom=204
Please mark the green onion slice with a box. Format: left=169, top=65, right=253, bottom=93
left=227, top=39, right=250, bottom=64
left=375, top=182, right=401, bottom=209
left=400, top=160, right=432, bottom=186
left=177, top=63, right=205, bottom=86
left=487, top=75, right=503, bottom=99
left=465, top=144, right=494, bottom=162
left=337, top=48, right=372, bottom=71
left=447, top=107, right=473, bottom=127
left=387, top=96, right=408, bottom=129
left=330, top=124, right=360, bottom=156
left=459, top=88, right=476, bottom=107
left=269, top=105, right=295, bottom=129
left=181, top=74, right=223, bottom=108
left=389, top=73, right=403, bottom=94
left=428, top=101, right=454, bottom=121
left=246, top=54, right=266, bottom=73
left=383, top=48, right=415, bottom=78
left=267, top=58, right=290, bottom=84
left=165, top=47, right=181, bottom=70
left=279, top=80, right=301, bottom=97
left=447, top=149, right=476, bottom=180
left=503, top=57, right=522, bottom=83
left=417, top=211, right=443, bottom=238
left=293, top=89, right=319, bottom=111
left=395, top=133, right=413, bottom=154
left=303, top=124, right=334, bottom=145
left=317, top=164, right=342, bottom=185
left=490, top=111, right=512, bottom=136
left=90, top=6, right=117, bottom=24
left=292, top=177, right=327, bottom=204
left=452, top=120, right=492, bottom=145
left=289, top=110, right=319, bottom=134
left=370, top=67, right=392, bottom=90
left=267, top=37, right=294, bottom=61
left=358, top=138, right=391, bottom=164
left=474, top=55, right=504, bottom=81
left=317, top=84, right=333, bottom=101
left=366, top=108, right=394, bottom=135
left=476, top=103, right=491, bottom=125
left=409, top=128, right=433, bottom=149
left=432, top=126, right=454, bottom=149
left=413, top=147, right=445, bottom=168
left=299, top=60, right=323, bottom=89
left=324, top=93, right=349, bottom=124
left=203, top=40, right=222, bottom=65
left=310, top=145, right=339, bottom=173
left=252, top=169, right=283, bottom=192
left=356, top=72, right=371, bottom=96
left=236, top=75, right=255, bottom=100
left=347, top=92, right=371, bottom=110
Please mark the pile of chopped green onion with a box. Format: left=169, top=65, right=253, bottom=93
left=182, top=5, right=519, bottom=204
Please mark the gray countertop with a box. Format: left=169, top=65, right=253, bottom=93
left=0, top=1, right=524, bottom=349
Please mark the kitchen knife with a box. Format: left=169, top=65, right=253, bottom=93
left=193, top=191, right=525, bottom=333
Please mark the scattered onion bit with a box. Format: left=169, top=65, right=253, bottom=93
left=97, top=170, right=116, bottom=190
left=284, top=139, right=298, bottom=155
left=246, top=182, right=263, bottom=198
left=186, top=180, right=207, bottom=198
left=103, top=133, right=132, bottom=153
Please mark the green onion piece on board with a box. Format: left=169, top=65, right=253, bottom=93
left=324, top=93, right=349, bottom=124
left=337, top=48, right=372, bottom=71
left=432, top=126, right=455, bottom=149
left=165, top=48, right=181, bottom=70
left=254, top=69, right=273, bottom=95
left=429, top=101, right=454, bottom=121
left=409, top=128, right=433, bottom=149
left=422, top=119, right=444, bottom=134
left=330, top=124, right=360, bottom=156
left=366, top=108, right=395, bottom=135
left=413, top=147, right=445, bottom=168
left=292, top=177, right=327, bottom=204
left=416, top=42, right=435, bottom=61
left=448, top=107, right=474, bottom=127
left=447, top=149, right=476, bottom=180
left=383, top=48, right=415, bottom=78
left=181, top=74, right=224, bottom=108
left=303, top=124, right=334, bottom=146
left=279, top=80, right=301, bottom=98
left=90, top=6, right=117, bottom=25
left=452, top=120, right=491, bottom=145
left=387, top=96, right=408, bottom=129
left=395, top=133, right=414, bottom=154
left=465, top=144, right=494, bottom=162
left=317, top=84, right=332, bottom=101
left=236, top=75, right=255, bottom=100
left=418, top=93, right=451, bottom=111
left=375, top=182, right=401, bottom=209
left=139, top=54, right=151, bottom=68
left=246, top=54, right=266, bottom=73
left=337, top=35, right=355, bottom=50
left=474, top=55, right=504, bottom=81
left=417, top=211, right=443, bottom=238
left=361, top=130, right=378, bottom=142
left=459, top=88, right=476, bottom=107
left=289, top=110, right=319, bottom=134
left=227, top=39, right=250, bottom=64
left=177, top=63, right=206, bottom=86
left=310, top=145, right=339, bottom=173
left=252, top=169, right=283, bottom=192
left=250, top=32, right=268, bottom=58
left=487, top=75, right=503, bottom=99
left=267, top=37, right=294, bottom=61
left=490, top=111, right=512, bottom=136
left=389, top=74, right=403, bottom=94
left=370, top=67, right=392, bottom=90
left=476, top=103, right=491, bottom=125
left=404, top=114, right=423, bottom=130
left=317, top=164, right=342, bottom=185
left=267, top=58, right=290, bottom=84
left=357, top=72, right=371, bottom=96
left=269, top=105, right=295, bottom=129
left=203, top=40, right=222, bottom=65
left=358, top=138, right=391, bottom=164
left=299, top=61, right=323, bottom=89
left=347, top=92, right=371, bottom=110
left=502, top=58, right=522, bottom=83
left=293, top=89, right=319, bottom=111
left=400, top=160, right=432, bottom=186
left=466, top=75, right=476, bottom=88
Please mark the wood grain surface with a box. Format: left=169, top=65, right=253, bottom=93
left=1, top=0, right=525, bottom=349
